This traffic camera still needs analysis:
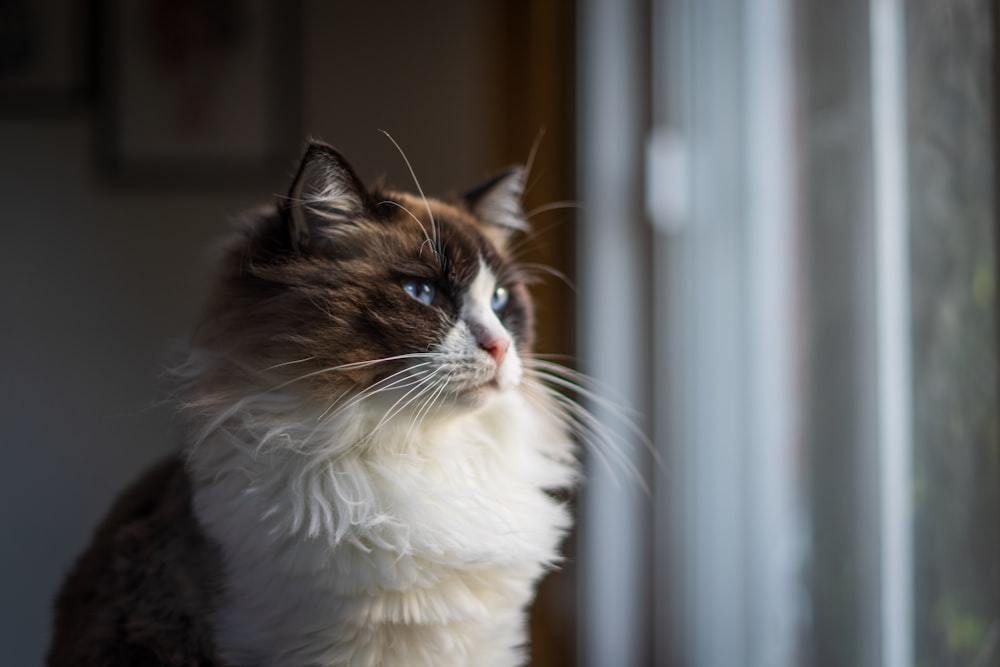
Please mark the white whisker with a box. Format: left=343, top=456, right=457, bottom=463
left=517, top=263, right=576, bottom=292
left=380, top=129, right=440, bottom=261
left=532, top=365, right=663, bottom=473
left=403, top=374, right=451, bottom=449
left=271, top=353, right=439, bottom=390
left=524, top=377, right=649, bottom=495
left=329, top=353, right=440, bottom=371
left=259, top=357, right=317, bottom=373
left=360, top=368, right=447, bottom=445
left=504, top=218, right=572, bottom=261
left=524, top=127, right=546, bottom=187
left=523, top=359, right=642, bottom=418
left=295, top=369, right=439, bottom=456
left=522, top=352, right=578, bottom=364
left=317, top=363, right=436, bottom=425
left=524, top=200, right=581, bottom=219
left=378, top=199, right=436, bottom=258
left=521, top=357, right=664, bottom=488
left=520, top=379, right=625, bottom=489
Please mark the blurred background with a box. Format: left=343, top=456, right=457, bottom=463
left=0, top=0, right=997, bottom=666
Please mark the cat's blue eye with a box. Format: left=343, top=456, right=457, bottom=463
left=402, top=279, right=435, bottom=306
left=491, top=286, right=509, bottom=312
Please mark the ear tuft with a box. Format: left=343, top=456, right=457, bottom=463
left=283, top=141, right=370, bottom=250
left=464, top=168, right=529, bottom=234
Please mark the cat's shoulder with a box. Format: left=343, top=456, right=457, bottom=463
left=48, top=455, right=228, bottom=666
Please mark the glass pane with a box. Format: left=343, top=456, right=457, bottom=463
left=799, top=1, right=881, bottom=664
left=907, top=0, right=1000, bottom=665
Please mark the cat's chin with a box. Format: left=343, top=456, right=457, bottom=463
left=444, top=378, right=511, bottom=411
left=460, top=380, right=499, bottom=403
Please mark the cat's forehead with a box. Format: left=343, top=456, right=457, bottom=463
left=381, top=192, right=506, bottom=278
left=388, top=193, right=482, bottom=237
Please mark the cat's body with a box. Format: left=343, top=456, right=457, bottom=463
left=49, top=456, right=223, bottom=666
left=49, top=142, right=578, bottom=667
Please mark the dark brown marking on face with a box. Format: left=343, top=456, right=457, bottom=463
left=193, top=141, right=535, bottom=399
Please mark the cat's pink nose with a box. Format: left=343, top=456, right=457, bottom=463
left=480, top=336, right=510, bottom=367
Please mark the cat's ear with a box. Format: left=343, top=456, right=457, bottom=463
left=282, top=141, right=370, bottom=251
left=464, top=168, right=530, bottom=241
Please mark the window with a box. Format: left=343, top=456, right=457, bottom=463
left=577, top=0, right=1000, bottom=665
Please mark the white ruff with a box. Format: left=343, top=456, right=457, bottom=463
left=186, top=376, right=576, bottom=667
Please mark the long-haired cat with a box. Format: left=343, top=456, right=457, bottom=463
left=48, top=141, right=580, bottom=667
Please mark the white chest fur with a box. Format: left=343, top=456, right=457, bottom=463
left=189, top=389, right=576, bottom=667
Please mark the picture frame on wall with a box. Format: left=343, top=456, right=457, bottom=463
left=0, top=0, right=94, bottom=114
left=97, top=0, right=300, bottom=188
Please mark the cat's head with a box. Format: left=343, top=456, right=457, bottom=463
left=196, top=141, right=536, bottom=412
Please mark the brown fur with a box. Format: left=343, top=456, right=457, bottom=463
left=48, top=457, right=226, bottom=666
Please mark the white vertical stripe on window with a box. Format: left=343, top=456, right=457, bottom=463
left=871, top=0, right=914, bottom=665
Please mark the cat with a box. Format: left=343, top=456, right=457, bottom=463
left=48, top=140, right=581, bottom=667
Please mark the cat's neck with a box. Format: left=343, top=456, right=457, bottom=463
left=183, top=382, right=576, bottom=667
